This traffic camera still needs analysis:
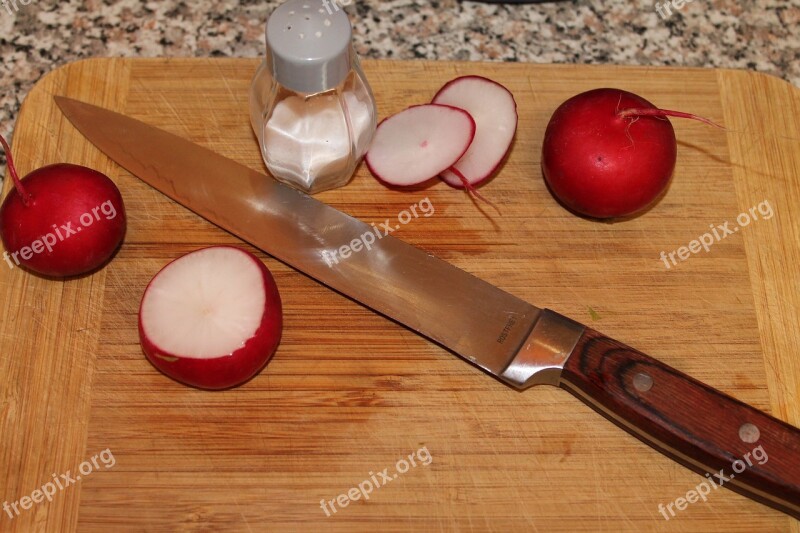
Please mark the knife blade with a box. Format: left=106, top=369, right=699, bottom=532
left=55, top=96, right=800, bottom=518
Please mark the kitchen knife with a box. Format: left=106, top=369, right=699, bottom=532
left=55, top=96, right=800, bottom=518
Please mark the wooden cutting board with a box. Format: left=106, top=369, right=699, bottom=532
left=1, top=58, right=798, bottom=532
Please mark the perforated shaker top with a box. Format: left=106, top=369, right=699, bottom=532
left=266, top=0, right=353, bottom=94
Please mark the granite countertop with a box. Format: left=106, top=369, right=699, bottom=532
left=0, top=0, right=798, bottom=175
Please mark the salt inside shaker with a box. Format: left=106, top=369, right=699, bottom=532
left=250, top=0, right=377, bottom=194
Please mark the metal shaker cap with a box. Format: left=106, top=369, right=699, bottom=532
left=266, top=0, right=353, bottom=94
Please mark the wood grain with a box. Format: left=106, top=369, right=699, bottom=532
left=0, top=58, right=798, bottom=532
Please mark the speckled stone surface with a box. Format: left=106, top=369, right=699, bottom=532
left=0, top=0, right=798, bottom=175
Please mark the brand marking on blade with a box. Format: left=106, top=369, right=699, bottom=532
left=497, top=316, right=518, bottom=344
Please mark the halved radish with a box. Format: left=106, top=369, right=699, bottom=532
left=139, top=246, right=282, bottom=390
left=366, top=104, right=476, bottom=187
left=432, top=76, right=518, bottom=188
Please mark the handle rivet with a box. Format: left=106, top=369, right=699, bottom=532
left=633, top=372, right=653, bottom=392
left=739, top=423, right=760, bottom=444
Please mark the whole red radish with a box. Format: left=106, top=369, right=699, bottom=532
left=139, top=246, right=283, bottom=390
left=542, top=88, right=716, bottom=219
left=0, top=134, right=126, bottom=276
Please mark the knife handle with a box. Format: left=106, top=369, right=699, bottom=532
left=559, top=327, right=800, bottom=519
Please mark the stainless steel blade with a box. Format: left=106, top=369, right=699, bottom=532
left=55, top=96, right=543, bottom=382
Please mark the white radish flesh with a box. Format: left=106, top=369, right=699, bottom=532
left=139, top=246, right=282, bottom=390
left=366, top=104, right=476, bottom=187
left=432, top=76, right=518, bottom=188
left=141, top=247, right=266, bottom=358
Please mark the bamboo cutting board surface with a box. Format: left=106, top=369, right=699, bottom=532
left=1, top=58, right=799, bottom=532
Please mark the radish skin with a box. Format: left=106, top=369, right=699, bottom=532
left=0, top=133, right=127, bottom=277
left=542, top=88, right=722, bottom=219
left=542, top=88, right=677, bottom=219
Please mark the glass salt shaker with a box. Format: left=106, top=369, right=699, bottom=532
left=250, top=0, right=377, bottom=194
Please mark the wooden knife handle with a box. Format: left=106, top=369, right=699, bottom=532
left=559, top=327, right=800, bottom=518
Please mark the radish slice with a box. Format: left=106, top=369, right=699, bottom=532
left=432, top=76, right=518, bottom=188
left=366, top=104, right=476, bottom=187
left=139, top=246, right=282, bottom=390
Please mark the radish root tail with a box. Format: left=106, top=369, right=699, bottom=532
left=0, top=133, right=31, bottom=206
left=617, top=108, right=724, bottom=129
left=448, top=166, right=500, bottom=214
